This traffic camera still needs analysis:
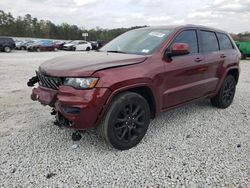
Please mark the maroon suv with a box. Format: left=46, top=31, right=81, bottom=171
left=28, top=25, right=240, bottom=150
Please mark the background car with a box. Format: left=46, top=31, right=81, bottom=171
left=96, top=40, right=108, bottom=49
left=90, top=41, right=98, bottom=50
left=62, top=40, right=90, bottom=51
left=15, top=41, right=24, bottom=50
left=75, top=41, right=92, bottom=51
left=53, top=40, right=66, bottom=50
left=0, top=37, right=16, bottom=52
left=15, top=40, right=35, bottom=50
left=27, top=40, right=55, bottom=52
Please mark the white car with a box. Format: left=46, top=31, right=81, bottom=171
left=63, top=40, right=92, bottom=51
left=75, top=41, right=92, bottom=51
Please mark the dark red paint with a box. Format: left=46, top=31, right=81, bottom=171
left=30, top=25, right=241, bottom=130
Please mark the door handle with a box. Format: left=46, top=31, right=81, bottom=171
left=220, top=54, right=226, bottom=58
left=194, top=57, right=202, bottom=62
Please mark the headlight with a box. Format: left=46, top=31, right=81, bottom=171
left=64, top=78, right=98, bottom=89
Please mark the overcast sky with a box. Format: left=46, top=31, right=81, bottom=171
left=1, top=0, right=249, bottom=33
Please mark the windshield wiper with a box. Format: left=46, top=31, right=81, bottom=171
left=106, top=50, right=127, bottom=54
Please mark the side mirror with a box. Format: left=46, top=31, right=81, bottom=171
left=165, top=43, right=190, bottom=59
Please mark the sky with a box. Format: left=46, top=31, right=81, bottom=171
left=0, top=0, right=249, bottom=33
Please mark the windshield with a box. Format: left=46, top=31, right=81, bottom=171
left=100, top=28, right=173, bottom=55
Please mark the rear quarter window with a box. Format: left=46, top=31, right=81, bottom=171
left=217, top=33, right=234, bottom=50
left=200, top=30, right=219, bottom=52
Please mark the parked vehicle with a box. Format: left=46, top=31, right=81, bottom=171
left=0, top=37, right=16, bottom=52
left=75, top=41, right=92, bottom=51
left=27, top=40, right=55, bottom=52
left=28, top=25, right=240, bottom=150
left=63, top=40, right=85, bottom=51
left=53, top=41, right=66, bottom=50
left=62, top=40, right=91, bottom=51
left=235, top=41, right=250, bottom=59
left=96, top=40, right=108, bottom=49
left=16, top=40, right=35, bottom=50
left=15, top=41, right=23, bottom=50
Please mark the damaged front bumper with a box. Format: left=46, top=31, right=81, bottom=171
left=28, top=77, right=111, bottom=130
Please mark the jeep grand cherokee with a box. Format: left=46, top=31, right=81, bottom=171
left=28, top=25, right=240, bottom=150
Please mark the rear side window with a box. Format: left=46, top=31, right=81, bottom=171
left=217, top=33, right=233, bottom=50
left=173, top=30, right=198, bottom=53
left=200, top=31, right=219, bottom=52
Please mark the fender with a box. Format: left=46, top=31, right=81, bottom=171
left=215, top=65, right=240, bottom=94
left=94, top=82, right=159, bottom=127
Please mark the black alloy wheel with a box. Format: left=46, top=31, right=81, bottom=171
left=98, top=92, right=150, bottom=150
left=211, top=75, right=236, bottom=108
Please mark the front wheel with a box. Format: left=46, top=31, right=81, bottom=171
left=211, top=75, right=236, bottom=108
left=86, top=47, right=90, bottom=51
left=4, top=46, right=11, bottom=53
left=98, top=92, right=150, bottom=150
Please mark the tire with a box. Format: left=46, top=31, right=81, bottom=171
left=86, top=47, right=90, bottom=51
left=72, top=47, right=76, bottom=51
left=4, top=46, right=11, bottom=53
left=211, top=75, right=236, bottom=108
left=20, top=46, right=25, bottom=50
left=98, top=92, right=150, bottom=150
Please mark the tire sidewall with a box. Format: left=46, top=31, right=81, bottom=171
left=219, top=75, right=236, bottom=108
left=4, top=46, right=11, bottom=53
left=104, top=92, right=150, bottom=150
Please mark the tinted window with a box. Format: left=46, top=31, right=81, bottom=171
left=173, top=30, right=198, bottom=53
left=200, top=31, right=219, bottom=52
left=217, top=33, right=233, bottom=50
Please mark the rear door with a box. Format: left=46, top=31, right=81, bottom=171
left=162, top=29, right=207, bottom=108
left=217, top=32, right=239, bottom=67
left=198, top=30, right=223, bottom=94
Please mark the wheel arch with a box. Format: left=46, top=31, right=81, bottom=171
left=215, top=66, right=240, bottom=94
left=103, top=84, right=158, bottom=120
left=227, top=68, right=239, bottom=84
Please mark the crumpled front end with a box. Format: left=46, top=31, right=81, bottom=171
left=28, top=72, right=111, bottom=130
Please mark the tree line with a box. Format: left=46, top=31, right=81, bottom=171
left=0, top=10, right=146, bottom=41
left=0, top=10, right=249, bottom=42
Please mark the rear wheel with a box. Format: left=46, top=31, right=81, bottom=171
left=86, top=47, right=90, bottom=51
left=4, top=46, right=11, bottom=53
left=211, top=75, right=236, bottom=108
left=98, top=92, right=150, bottom=150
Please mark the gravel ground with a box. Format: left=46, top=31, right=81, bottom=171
left=0, top=51, right=249, bottom=187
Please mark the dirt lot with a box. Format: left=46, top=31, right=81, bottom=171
left=0, top=51, right=249, bottom=187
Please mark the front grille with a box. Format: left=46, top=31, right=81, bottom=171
left=36, top=71, right=62, bottom=90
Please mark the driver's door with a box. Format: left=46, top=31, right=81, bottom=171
left=162, top=29, right=207, bottom=109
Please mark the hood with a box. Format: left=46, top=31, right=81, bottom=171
left=39, top=51, right=147, bottom=77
